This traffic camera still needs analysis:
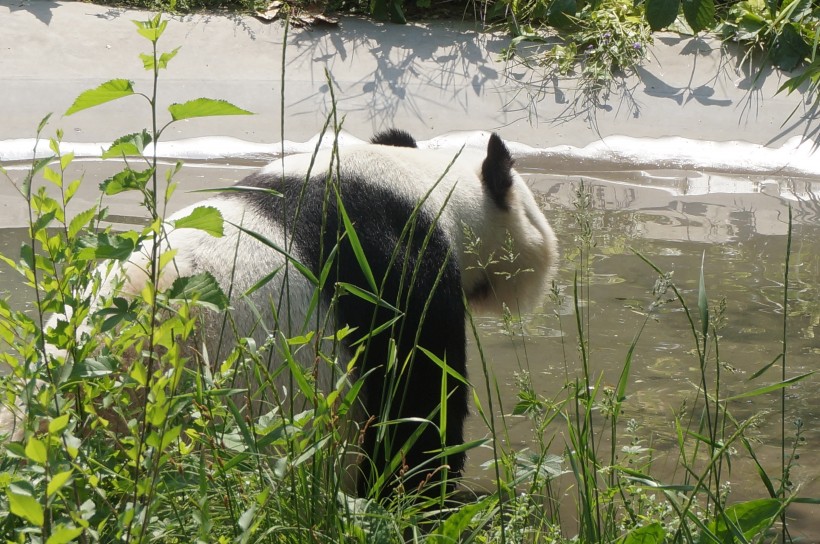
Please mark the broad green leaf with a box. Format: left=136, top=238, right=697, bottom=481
left=47, top=470, right=74, bottom=497
left=619, top=522, right=665, bottom=544
left=60, top=151, right=74, bottom=170
left=48, top=414, right=70, bottom=435
left=65, top=79, right=135, bottom=116
left=25, top=437, right=48, bottom=464
left=645, top=0, right=680, bottom=30
left=700, top=498, right=780, bottom=544
left=99, top=167, right=154, bottom=195
left=68, top=206, right=98, bottom=239
left=770, top=22, right=811, bottom=71
left=131, top=360, right=148, bottom=386
left=167, top=98, right=253, bottom=121
left=76, top=232, right=138, bottom=261
left=46, top=525, right=85, bottom=544
left=68, top=356, right=117, bottom=380
left=43, top=165, right=62, bottom=187
left=101, top=131, right=152, bottom=159
left=682, top=0, right=715, bottom=32
left=547, top=0, right=577, bottom=28
left=167, top=272, right=229, bottom=311
left=430, top=500, right=488, bottom=542
left=7, top=490, right=44, bottom=526
left=171, top=206, right=224, bottom=237
left=96, top=296, right=139, bottom=333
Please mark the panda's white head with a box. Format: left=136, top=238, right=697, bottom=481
left=456, top=133, right=558, bottom=316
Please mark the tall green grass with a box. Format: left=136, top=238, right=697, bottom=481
left=1, top=13, right=815, bottom=544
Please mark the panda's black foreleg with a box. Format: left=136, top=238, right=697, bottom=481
left=352, top=278, right=469, bottom=500
left=356, top=347, right=469, bottom=499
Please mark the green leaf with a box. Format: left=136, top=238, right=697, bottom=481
left=99, top=167, right=154, bottom=195
left=65, top=79, right=135, bottom=116
left=171, top=206, right=224, bottom=237
left=25, top=437, right=48, bottom=464
left=645, top=0, right=680, bottom=30
left=139, top=46, right=180, bottom=71
left=37, top=113, right=53, bottom=134
left=133, top=15, right=168, bottom=42
left=430, top=500, right=488, bottom=542
left=7, top=489, right=44, bottom=526
left=47, top=470, right=74, bottom=498
left=337, top=194, right=377, bottom=293
left=682, top=0, right=715, bottom=32
left=167, top=272, right=229, bottom=311
left=95, top=297, right=139, bottom=332
left=68, top=206, right=98, bottom=240
left=68, top=356, right=117, bottom=380
left=101, top=131, right=152, bottom=159
left=770, top=22, right=811, bottom=71
left=48, top=414, right=70, bottom=435
left=370, top=0, right=406, bottom=23
left=700, top=498, right=780, bottom=544
left=167, top=98, right=253, bottom=121
left=726, top=372, right=813, bottom=401
left=547, top=0, right=577, bottom=28
left=76, top=232, right=139, bottom=261
left=46, top=525, right=85, bottom=544
left=619, top=522, right=666, bottom=544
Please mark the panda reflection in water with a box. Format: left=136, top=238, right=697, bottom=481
left=8, top=129, right=558, bottom=497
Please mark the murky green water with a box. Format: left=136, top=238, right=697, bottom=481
left=466, top=167, right=820, bottom=538
left=1, top=159, right=819, bottom=536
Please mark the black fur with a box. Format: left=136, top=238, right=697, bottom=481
left=481, top=133, right=515, bottom=210
left=370, top=128, right=418, bottom=148
left=233, top=170, right=467, bottom=496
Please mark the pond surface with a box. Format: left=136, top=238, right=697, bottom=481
left=1, top=144, right=819, bottom=537
left=467, top=163, right=820, bottom=538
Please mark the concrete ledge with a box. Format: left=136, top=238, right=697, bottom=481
left=1, top=0, right=818, bottom=151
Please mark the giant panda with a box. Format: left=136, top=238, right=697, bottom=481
left=1, top=129, right=558, bottom=498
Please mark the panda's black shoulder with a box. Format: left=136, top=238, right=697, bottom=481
left=370, top=128, right=418, bottom=148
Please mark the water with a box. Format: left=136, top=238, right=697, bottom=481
left=466, top=166, right=820, bottom=538
left=1, top=135, right=819, bottom=536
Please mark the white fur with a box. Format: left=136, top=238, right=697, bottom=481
left=1, top=136, right=557, bottom=443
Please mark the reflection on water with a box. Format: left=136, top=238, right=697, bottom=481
left=1, top=159, right=819, bottom=536
left=467, top=167, right=820, bottom=538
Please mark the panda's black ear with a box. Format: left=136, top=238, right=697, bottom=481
left=370, top=128, right=418, bottom=148
left=481, top=133, right=514, bottom=210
